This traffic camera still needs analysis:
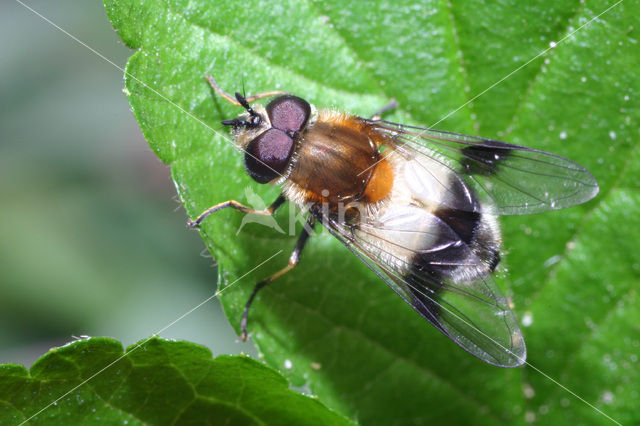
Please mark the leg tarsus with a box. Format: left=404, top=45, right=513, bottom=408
left=241, top=280, right=270, bottom=341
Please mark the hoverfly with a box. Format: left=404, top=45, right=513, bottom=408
left=189, top=76, right=599, bottom=367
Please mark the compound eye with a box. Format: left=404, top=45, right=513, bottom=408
left=266, top=95, right=311, bottom=133
left=244, top=128, right=295, bottom=184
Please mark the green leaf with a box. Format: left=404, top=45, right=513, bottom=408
left=104, top=0, right=640, bottom=424
left=0, top=337, right=352, bottom=425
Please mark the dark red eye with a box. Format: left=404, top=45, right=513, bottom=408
left=244, top=128, right=295, bottom=183
left=266, top=95, right=311, bottom=133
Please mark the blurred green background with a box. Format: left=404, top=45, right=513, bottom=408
left=0, top=0, right=249, bottom=366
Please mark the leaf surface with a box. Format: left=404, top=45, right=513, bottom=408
left=105, top=0, right=640, bottom=423
left=0, top=337, right=351, bottom=425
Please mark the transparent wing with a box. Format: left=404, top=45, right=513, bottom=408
left=368, top=120, right=599, bottom=215
left=322, top=215, right=526, bottom=368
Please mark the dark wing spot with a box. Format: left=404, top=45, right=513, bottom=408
left=461, top=145, right=511, bottom=176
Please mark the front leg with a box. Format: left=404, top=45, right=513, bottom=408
left=205, top=75, right=286, bottom=106
left=188, top=194, right=286, bottom=228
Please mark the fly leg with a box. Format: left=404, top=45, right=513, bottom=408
left=205, top=74, right=285, bottom=106
left=370, top=99, right=398, bottom=121
left=188, top=194, right=286, bottom=228
left=241, top=217, right=316, bottom=340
